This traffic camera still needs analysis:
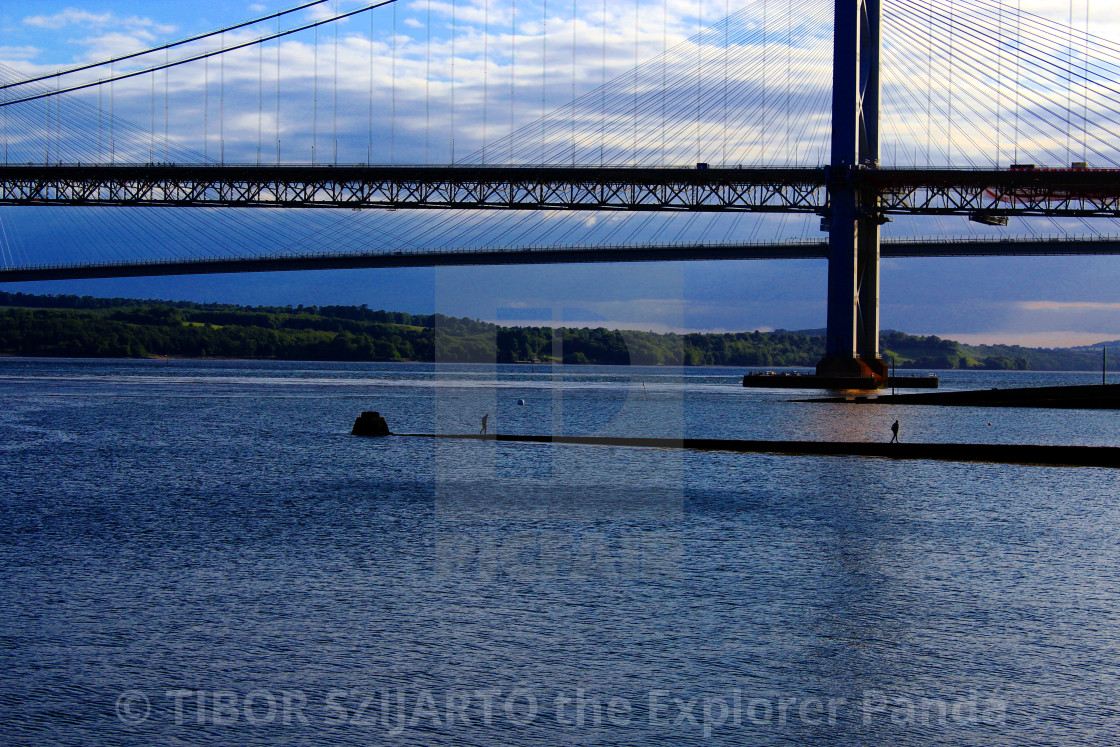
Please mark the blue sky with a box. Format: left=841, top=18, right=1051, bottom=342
left=2, top=0, right=1120, bottom=347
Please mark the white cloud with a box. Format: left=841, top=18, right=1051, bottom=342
left=1019, top=301, right=1120, bottom=311
left=78, top=31, right=160, bottom=60
left=0, top=46, right=40, bottom=61
left=17, top=7, right=178, bottom=64
left=24, top=9, right=114, bottom=30
left=23, top=9, right=175, bottom=36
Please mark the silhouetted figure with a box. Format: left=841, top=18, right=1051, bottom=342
left=890, top=419, right=900, bottom=443
left=480, top=413, right=489, bottom=435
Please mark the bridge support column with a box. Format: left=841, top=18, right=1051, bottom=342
left=817, top=0, right=888, bottom=383
left=857, top=199, right=884, bottom=375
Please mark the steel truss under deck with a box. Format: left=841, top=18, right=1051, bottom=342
left=1, top=164, right=1118, bottom=218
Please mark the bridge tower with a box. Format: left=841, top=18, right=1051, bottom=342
left=817, top=0, right=889, bottom=383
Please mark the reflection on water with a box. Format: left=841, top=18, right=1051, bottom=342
left=0, top=358, right=1118, bottom=746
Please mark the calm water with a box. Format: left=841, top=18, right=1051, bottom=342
left=1, top=358, right=1119, bottom=746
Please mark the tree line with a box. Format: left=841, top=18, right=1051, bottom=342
left=0, top=290, right=1110, bottom=370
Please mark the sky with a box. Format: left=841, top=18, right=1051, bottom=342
left=1, top=0, right=1119, bottom=347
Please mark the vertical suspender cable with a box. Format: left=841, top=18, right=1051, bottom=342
left=57, top=76, right=62, bottom=161
left=997, top=0, right=1002, bottom=168
left=258, top=34, right=264, bottom=165
left=761, top=0, right=766, bottom=164
left=482, top=0, right=489, bottom=164
left=1085, top=0, right=1090, bottom=163
left=926, top=3, right=932, bottom=166
left=1015, top=0, right=1020, bottom=164
left=543, top=0, right=548, bottom=166
left=511, top=0, right=517, bottom=164
left=600, top=0, right=605, bottom=164
left=654, top=0, right=663, bottom=164
left=374, top=5, right=378, bottom=163
left=313, top=26, right=319, bottom=163
left=277, top=13, right=282, bottom=163
left=451, top=0, right=456, bottom=163
left=55, top=78, right=60, bottom=161
left=1068, top=0, right=1073, bottom=163
left=786, top=0, right=791, bottom=165
left=150, top=64, right=155, bottom=162
left=44, top=79, right=50, bottom=163
left=425, top=0, right=431, bottom=163
left=165, top=49, right=170, bottom=162
left=948, top=0, right=953, bottom=166
left=572, top=0, right=577, bottom=165
left=333, top=0, right=339, bottom=165
left=391, top=2, right=397, bottom=162
left=111, top=60, right=116, bottom=164
left=689, top=0, right=698, bottom=163
left=220, top=31, right=225, bottom=164
left=633, top=0, right=638, bottom=164
left=723, top=0, right=728, bottom=165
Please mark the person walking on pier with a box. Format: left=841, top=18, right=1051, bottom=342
left=890, top=419, right=900, bottom=443
left=480, top=413, right=489, bottom=435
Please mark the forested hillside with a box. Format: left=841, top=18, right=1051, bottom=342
left=0, top=291, right=1110, bottom=370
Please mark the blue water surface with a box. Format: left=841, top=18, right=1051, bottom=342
left=1, top=358, right=1118, bottom=746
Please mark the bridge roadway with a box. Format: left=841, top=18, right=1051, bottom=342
left=2, top=164, right=1120, bottom=218
left=3, top=236, right=1119, bottom=283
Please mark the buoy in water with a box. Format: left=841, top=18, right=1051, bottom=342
left=517, top=398, right=526, bottom=406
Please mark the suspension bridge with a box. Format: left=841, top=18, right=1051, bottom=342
left=1, top=0, right=1118, bottom=384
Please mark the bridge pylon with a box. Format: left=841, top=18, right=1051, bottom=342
left=816, top=0, right=889, bottom=384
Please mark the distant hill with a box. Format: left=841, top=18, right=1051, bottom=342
left=0, top=290, right=1114, bottom=370
left=1067, top=339, right=1120, bottom=353
left=883, top=330, right=1115, bottom=371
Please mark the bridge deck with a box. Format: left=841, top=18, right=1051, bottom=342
left=2, top=164, right=1119, bottom=217
left=3, top=237, right=1119, bottom=283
